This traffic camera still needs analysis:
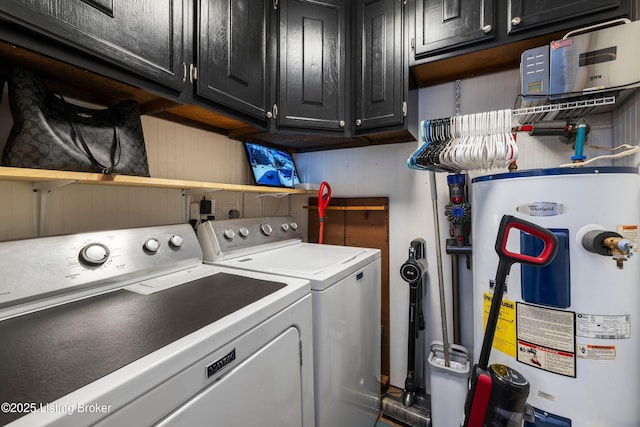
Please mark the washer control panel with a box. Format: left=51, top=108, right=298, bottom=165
left=0, top=224, right=202, bottom=311
left=197, top=216, right=303, bottom=261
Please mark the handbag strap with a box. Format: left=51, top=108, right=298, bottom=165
left=68, top=119, right=121, bottom=174
left=52, top=92, right=122, bottom=174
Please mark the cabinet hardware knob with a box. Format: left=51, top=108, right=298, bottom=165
left=482, top=25, right=492, bottom=33
left=189, top=64, right=197, bottom=83
left=511, top=16, right=521, bottom=26
left=355, top=119, right=362, bottom=127
left=266, top=111, right=273, bottom=119
left=339, top=120, right=346, bottom=128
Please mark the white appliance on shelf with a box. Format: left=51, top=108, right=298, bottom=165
left=197, top=216, right=382, bottom=427
left=520, top=19, right=640, bottom=98
left=471, top=167, right=640, bottom=427
left=0, top=224, right=314, bottom=427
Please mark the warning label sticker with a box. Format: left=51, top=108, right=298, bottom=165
left=576, top=313, right=631, bottom=339
left=483, top=292, right=517, bottom=358
left=517, top=341, right=576, bottom=377
left=517, top=303, right=575, bottom=352
left=576, top=343, right=616, bottom=360
left=516, top=303, right=576, bottom=377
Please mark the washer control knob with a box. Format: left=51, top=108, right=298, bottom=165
left=281, top=223, right=290, bottom=232
left=239, top=227, right=250, bottom=238
left=290, top=222, right=298, bottom=231
left=260, top=223, right=273, bottom=236
left=169, top=234, right=184, bottom=248
left=224, top=228, right=235, bottom=240
left=79, top=243, right=110, bottom=266
left=144, top=238, right=160, bottom=253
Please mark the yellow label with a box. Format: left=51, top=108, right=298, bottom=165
left=483, top=292, right=517, bottom=358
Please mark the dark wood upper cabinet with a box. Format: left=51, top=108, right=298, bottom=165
left=196, top=0, right=270, bottom=122
left=0, top=0, right=414, bottom=149
left=415, top=0, right=495, bottom=56
left=354, top=0, right=406, bottom=132
left=0, top=0, right=186, bottom=91
left=507, top=0, right=623, bottom=34
left=277, top=0, right=347, bottom=132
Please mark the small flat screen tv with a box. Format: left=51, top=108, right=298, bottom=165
left=244, top=142, right=301, bottom=188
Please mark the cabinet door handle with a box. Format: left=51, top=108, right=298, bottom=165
left=511, top=16, right=521, bottom=26
left=182, top=63, right=187, bottom=83
left=339, top=120, right=346, bottom=128
left=482, top=25, right=492, bottom=33
left=355, top=119, right=362, bottom=127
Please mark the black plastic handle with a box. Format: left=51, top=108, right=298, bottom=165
left=477, top=215, right=559, bottom=371
left=494, top=215, right=558, bottom=267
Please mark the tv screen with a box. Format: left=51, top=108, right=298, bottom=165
left=244, top=142, right=301, bottom=188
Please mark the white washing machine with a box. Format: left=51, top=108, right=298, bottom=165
left=0, top=224, right=314, bottom=427
left=198, top=216, right=382, bottom=427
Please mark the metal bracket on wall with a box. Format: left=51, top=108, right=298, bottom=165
left=256, top=192, right=297, bottom=199
left=455, top=79, right=461, bottom=116
left=32, top=180, right=77, bottom=237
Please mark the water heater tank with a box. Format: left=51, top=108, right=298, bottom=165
left=471, top=167, right=639, bottom=427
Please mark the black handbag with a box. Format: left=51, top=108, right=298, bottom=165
left=2, top=66, right=150, bottom=176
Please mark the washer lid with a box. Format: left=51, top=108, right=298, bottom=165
left=221, top=243, right=380, bottom=288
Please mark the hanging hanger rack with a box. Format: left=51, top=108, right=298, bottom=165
left=408, top=110, right=518, bottom=173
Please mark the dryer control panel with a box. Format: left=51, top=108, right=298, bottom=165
left=197, top=216, right=303, bottom=261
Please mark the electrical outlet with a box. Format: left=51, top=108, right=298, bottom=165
left=190, top=202, right=200, bottom=221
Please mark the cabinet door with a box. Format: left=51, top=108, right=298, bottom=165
left=278, top=0, right=347, bottom=132
left=415, top=0, right=495, bottom=56
left=354, top=0, right=404, bottom=132
left=508, top=0, right=623, bottom=34
left=0, top=0, right=185, bottom=91
left=196, top=0, right=269, bottom=121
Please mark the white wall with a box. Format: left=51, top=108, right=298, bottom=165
left=613, top=89, right=640, bottom=169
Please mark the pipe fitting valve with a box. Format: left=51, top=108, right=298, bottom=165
left=582, top=230, right=633, bottom=269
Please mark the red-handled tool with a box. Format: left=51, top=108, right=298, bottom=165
left=463, top=215, right=558, bottom=427
left=317, top=181, right=332, bottom=244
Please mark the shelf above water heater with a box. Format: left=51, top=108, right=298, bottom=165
left=513, top=88, right=637, bottom=124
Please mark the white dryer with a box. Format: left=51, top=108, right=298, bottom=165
left=198, top=216, right=382, bottom=427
